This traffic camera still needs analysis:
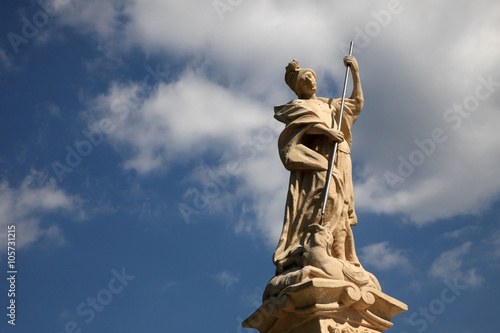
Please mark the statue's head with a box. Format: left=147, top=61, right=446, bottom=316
left=285, top=59, right=317, bottom=98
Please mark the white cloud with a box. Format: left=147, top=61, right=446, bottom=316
left=0, top=170, right=83, bottom=250
left=161, top=281, right=179, bottom=292
left=57, top=0, right=500, bottom=240
left=358, top=241, right=410, bottom=271
left=349, top=1, right=500, bottom=224
left=213, top=270, right=239, bottom=288
left=489, top=230, right=500, bottom=259
left=0, top=47, right=14, bottom=72
left=54, top=0, right=125, bottom=39
left=443, top=225, right=481, bottom=239
left=429, top=242, right=483, bottom=287
left=89, top=70, right=271, bottom=173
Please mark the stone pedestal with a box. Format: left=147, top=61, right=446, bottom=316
left=242, top=279, right=407, bottom=333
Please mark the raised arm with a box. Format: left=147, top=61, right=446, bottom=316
left=344, top=55, right=364, bottom=108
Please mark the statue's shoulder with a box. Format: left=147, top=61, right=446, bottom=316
left=275, top=99, right=302, bottom=112
left=291, top=98, right=306, bottom=105
left=288, top=99, right=314, bottom=108
left=279, top=99, right=305, bottom=107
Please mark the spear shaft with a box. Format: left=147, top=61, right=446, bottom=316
left=320, top=41, right=354, bottom=222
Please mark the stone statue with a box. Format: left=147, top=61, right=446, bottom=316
left=243, top=55, right=407, bottom=333
left=264, top=56, right=380, bottom=300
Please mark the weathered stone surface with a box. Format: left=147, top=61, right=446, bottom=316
left=243, top=55, right=406, bottom=332
left=243, top=279, right=407, bottom=333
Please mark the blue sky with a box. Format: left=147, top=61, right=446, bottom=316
left=1, top=0, right=500, bottom=332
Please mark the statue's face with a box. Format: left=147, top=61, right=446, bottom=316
left=297, top=71, right=317, bottom=96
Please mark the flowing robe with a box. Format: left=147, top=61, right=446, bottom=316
left=272, top=96, right=362, bottom=272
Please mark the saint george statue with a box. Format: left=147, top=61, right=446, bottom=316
left=243, top=53, right=407, bottom=333
left=264, top=56, right=381, bottom=300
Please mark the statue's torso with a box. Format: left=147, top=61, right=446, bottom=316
left=303, top=99, right=351, bottom=154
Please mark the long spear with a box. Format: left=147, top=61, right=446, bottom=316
left=320, top=41, right=354, bottom=224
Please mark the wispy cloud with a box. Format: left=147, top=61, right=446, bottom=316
left=443, top=225, right=481, bottom=239
left=161, top=281, right=179, bottom=292
left=359, top=241, right=410, bottom=271
left=429, top=242, right=483, bottom=287
left=0, top=47, right=14, bottom=72
left=213, top=270, right=239, bottom=288
left=0, top=170, right=83, bottom=250
left=488, top=230, right=500, bottom=259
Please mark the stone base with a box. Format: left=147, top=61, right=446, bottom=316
left=242, top=278, right=407, bottom=333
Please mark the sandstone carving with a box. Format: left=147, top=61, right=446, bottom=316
left=243, top=52, right=407, bottom=332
